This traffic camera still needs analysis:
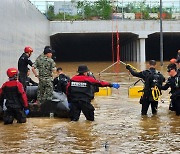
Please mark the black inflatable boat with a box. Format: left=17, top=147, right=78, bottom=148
left=26, top=86, right=70, bottom=118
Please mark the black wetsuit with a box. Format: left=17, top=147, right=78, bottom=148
left=128, top=67, right=165, bottom=115
left=161, top=74, right=180, bottom=115
left=53, top=74, right=70, bottom=93
left=18, top=53, right=33, bottom=89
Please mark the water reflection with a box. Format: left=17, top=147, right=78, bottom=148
left=66, top=121, right=98, bottom=153
left=0, top=61, right=179, bottom=153
left=139, top=116, right=161, bottom=142
left=0, top=123, right=29, bottom=153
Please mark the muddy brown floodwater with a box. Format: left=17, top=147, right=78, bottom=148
left=0, top=61, right=179, bottom=153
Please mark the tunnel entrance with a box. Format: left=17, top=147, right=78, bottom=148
left=51, top=32, right=180, bottom=62
left=146, top=33, right=180, bottom=61
left=50, top=33, right=137, bottom=62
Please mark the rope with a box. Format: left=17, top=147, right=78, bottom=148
left=151, top=86, right=161, bottom=101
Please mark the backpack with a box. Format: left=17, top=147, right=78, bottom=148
left=144, top=70, right=162, bottom=101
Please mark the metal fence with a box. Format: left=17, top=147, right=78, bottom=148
left=30, top=0, right=180, bottom=20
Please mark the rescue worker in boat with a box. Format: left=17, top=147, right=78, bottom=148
left=32, top=46, right=56, bottom=115
left=0, top=68, right=29, bottom=124
left=18, top=46, right=34, bottom=90
left=126, top=60, right=165, bottom=115
left=53, top=67, right=70, bottom=94
left=66, top=64, right=120, bottom=121
left=161, top=63, right=180, bottom=116
left=26, top=68, right=38, bottom=86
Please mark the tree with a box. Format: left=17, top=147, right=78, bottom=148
left=96, top=0, right=112, bottom=19
left=46, top=5, right=55, bottom=20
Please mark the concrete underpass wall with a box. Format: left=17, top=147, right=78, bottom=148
left=0, top=0, right=50, bottom=84
left=146, top=33, right=180, bottom=61
left=50, top=20, right=180, bottom=63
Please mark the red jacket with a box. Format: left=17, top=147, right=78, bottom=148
left=0, top=80, right=28, bottom=108
left=66, top=74, right=111, bottom=102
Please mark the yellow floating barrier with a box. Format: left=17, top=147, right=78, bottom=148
left=128, top=86, right=143, bottom=98
left=95, top=87, right=112, bottom=96
left=128, top=79, right=144, bottom=98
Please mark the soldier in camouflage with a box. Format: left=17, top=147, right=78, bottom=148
left=32, top=46, right=56, bottom=105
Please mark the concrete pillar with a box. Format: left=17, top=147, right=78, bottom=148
left=136, top=39, right=140, bottom=62
left=138, top=34, right=148, bottom=62
left=122, top=46, right=124, bottom=61
left=130, top=42, right=132, bottom=61
left=125, top=45, right=127, bottom=61
left=139, top=38, right=146, bottom=62
left=133, top=40, right=137, bottom=61
left=128, top=44, right=130, bottom=61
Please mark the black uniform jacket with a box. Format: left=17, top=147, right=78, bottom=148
left=18, top=53, right=33, bottom=74
left=0, top=80, right=28, bottom=109
left=161, top=74, right=180, bottom=97
left=128, top=67, right=165, bottom=99
left=66, top=74, right=111, bottom=102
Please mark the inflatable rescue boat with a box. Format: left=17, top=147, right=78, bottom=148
left=26, top=86, right=70, bottom=118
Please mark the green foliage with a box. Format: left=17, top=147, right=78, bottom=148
left=97, top=0, right=112, bottom=19
left=151, top=5, right=159, bottom=13
left=46, top=5, right=55, bottom=20
left=46, top=0, right=112, bottom=21
left=46, top=0, right=173, bottom=21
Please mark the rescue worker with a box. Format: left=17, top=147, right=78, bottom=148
left=161, top=63, right=180, bottom=116
left=32, top=46, right=56, bottom=114
left=126, top=60, right=165, bottom=115
left=66, top=64, right=120, bottom=121
left=176, top=59, right=180, bottom=75
left=87, top=71, right=100, bottom=93
left=18, top=46, right=33, bottom=89
left=53, top=67, right=70, bottom=93
left=0, top=68, right=29, bottom=124
left=176, top=49, right=180, bottom=63
left=26, top=68, right=38, bottom=86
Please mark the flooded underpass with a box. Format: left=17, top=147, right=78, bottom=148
left=0, top=61, right=179, bottom=153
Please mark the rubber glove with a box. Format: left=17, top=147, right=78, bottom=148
left=24, top=109, right=30, bottom=115
left=112, top=83, right=120, bottom=89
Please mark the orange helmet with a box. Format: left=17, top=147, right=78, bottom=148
left=24, top=46, right=33, bottom=53
left=170, top=58, right=177, bottom=64
left=7, top=68, right=18, bottom=78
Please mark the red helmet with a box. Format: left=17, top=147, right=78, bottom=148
left=7, top=68, right=18, bottom=78
left=170, top=58, right=177, bottom=64
left=24, top=46, right=33, bottom=53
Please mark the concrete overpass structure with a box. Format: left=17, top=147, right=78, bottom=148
left=50, top=20, right=180, bottom=62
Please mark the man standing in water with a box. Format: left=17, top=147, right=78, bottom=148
left=18, top=46, right=33, bottom=89
left=126, top=60, right=165, bottom=115
left=66, top=64, right=120, bottom=121
left=32, top=46, right=56, bottom=111
left=0, top=68, right=29, bottom=124
left=161, top=63, right=180, bottom=116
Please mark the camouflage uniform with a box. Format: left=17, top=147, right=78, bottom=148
left=33, top=54, right=56, bottom=103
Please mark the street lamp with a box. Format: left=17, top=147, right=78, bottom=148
left=160, top=0, right=163, bottom=66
